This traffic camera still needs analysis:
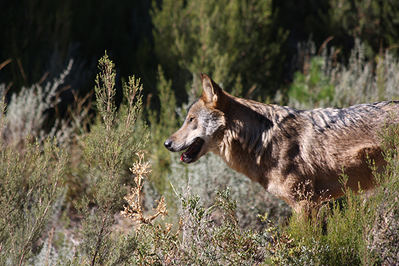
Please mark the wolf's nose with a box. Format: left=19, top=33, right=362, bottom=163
left=164, top=139, right=173, bottom=150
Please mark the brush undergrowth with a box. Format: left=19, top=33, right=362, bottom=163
left=0, top=99, right=67, bottom=264
left=1, top=46, right=399, bottom=264
left=286, top=40, right=399, bottom=109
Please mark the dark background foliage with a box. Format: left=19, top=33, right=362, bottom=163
left=1, top=0, right=398, bottom=106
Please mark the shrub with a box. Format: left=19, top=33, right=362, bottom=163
left=364, top=123, right=399, bottom=264
left=288, top=56, right=335, bottom=109
left=0, top=64, right=70, bottom=265
left=0, top=138, right=67, bottom=265
left=152, top=0, right=288, bottom=99
left=287, top=40, right=399, bottom=109
left=168, top=152, right=291, bottom=229
left=147, top=66, right=178, bottom=195
left=71, top=52, right=148, bottom=265
left=0, top=60, right=76, bottom=147
left=328, top=0, right=399, bottom=56
left=122, top=165, right=275, bottom=265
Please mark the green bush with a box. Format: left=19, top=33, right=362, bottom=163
left=286, top=40, right=399, bottom=109
left=73, top=53, right=148, bottom=264
left=152, top=0, right=288, bottom=99
left=147, top=66, right=178, bottom=194
left=0, top=76, right=69, bottom=264
left=328, top=0, right=399, bottom=56
left=0, top=138, right=67, bottom=264
left=288, top=56, right=334, bottom=108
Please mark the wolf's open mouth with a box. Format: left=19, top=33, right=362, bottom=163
left=180, top=138, right=204, bottom=163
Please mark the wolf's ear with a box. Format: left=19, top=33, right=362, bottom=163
left=201, top=73, right=222, bottom=106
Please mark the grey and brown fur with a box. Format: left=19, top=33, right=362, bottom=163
left=165, top=74, right=399, bottom=213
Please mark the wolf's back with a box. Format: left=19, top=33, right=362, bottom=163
left=300, top=101, right=399, bottom=133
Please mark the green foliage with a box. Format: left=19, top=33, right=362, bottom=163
left=152, top=0, right=288, bottom=99
left=75, top=53, right=148, bottom=264
left=328, top=0, right=399, bottom=56
left=364, top=123, right=399, bottom=264
left=81, top=53, right=146, bottom=209
left=274, top=1, right=399, bottom=70
left=127, top=187, right=272, bottom=265
left=145, top=66, right=181, bottom=221
left=0, top=139, right=67, bottom=265
left=2, top=0, right=399, bottom=106
left=168, top=150, right=291, bottom=229
left=288, top=56, right=334, bottom=108
left=0, top=64, right=74, bottom=265
left=148, top=66, right=177, bottom=192
left=176, top=188, right=268, bottom=264
left=287, top=41, right=399, bottom=109
left=287, top=193, right=366, bottom=264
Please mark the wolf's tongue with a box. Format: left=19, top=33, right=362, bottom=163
left=180, top=152, right=193, bottom=163
left=181, top=152, right=189, bottom=162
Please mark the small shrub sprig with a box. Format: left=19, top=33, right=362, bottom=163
left=121, top=152, right=167, bottom=227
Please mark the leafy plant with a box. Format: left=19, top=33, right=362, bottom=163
left=152, top=0, right=288, bottom=99
left=75, top=52, right=148, bottom=265
left=288, top=56, right=334, bottom=108
left=287, top=40, right=399, bottom=109
left=0, top=139, right=67, bottom=265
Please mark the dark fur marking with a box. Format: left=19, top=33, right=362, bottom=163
left=287, top=143, right=300, bottom=160
left=255, top=112, right=273, bottom=130
left=283, top=162, right=299, bottom=176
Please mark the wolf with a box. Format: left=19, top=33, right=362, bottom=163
left=164, top=74, right=399, bottom=213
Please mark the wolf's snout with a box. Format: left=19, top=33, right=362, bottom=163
left=164, top=139, right=173, bottom=151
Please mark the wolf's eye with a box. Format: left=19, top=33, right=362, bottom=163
left=189, top=117, right=195, bottom=122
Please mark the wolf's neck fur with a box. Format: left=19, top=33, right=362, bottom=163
left=215, top=94, right=299, bottom=184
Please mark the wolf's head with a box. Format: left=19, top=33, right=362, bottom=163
left=164, top=74, right=227, bottom=163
